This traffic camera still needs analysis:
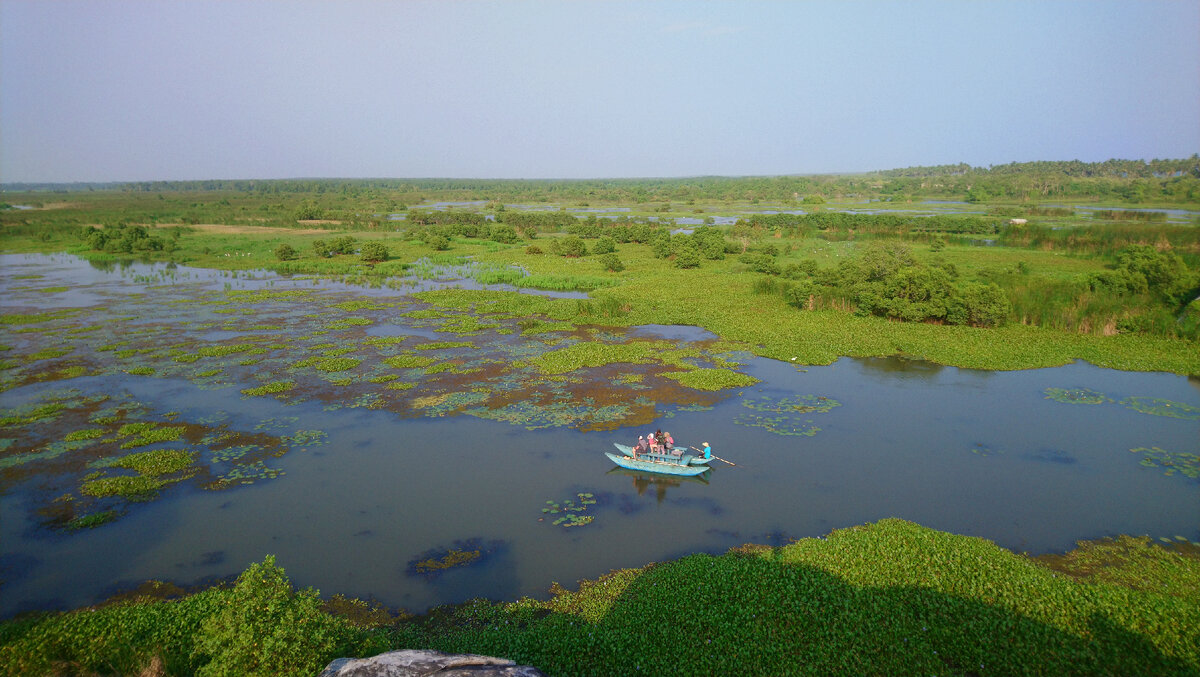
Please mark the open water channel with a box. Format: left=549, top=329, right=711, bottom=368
left=1, top=254, right=1197, bottom=618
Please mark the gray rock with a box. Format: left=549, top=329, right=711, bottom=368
left=318, top=649, right=547, bottom=677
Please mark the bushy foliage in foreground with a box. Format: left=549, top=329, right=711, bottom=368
left=3, top=520, right=1197, bottom=676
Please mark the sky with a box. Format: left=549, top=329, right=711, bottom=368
left=1, top=0, right=1197, bottom=182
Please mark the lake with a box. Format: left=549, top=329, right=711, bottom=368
left=1, top=254, right=1197, bottom=618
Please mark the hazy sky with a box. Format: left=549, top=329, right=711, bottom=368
left=2, top=1, right=1197, bottom=182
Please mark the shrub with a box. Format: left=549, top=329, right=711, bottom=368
left=274, top=244, right=298, bottom=261
left=359, top=242, right=389, bottom=263
left=592, top=236, right=617, bottom=255
left=599, top=253, right=625, bottom=272
left=525, top=245, right=543, bottom=255
left=312, top=240, right=332, bottom=258
left=191, top=556, right=346, bottom=676
left=427, top=234, right=451, bottom=251
left=557, top=236, right=588, bottom=257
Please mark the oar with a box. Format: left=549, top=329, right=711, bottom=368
left=691, top=447, right=740, bottom=467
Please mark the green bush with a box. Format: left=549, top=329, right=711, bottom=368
left=359, top=242, right=389, bottom=263
left=191, top=556, right=348, bottom=677
left=599, top=253, right=625, bottom=272
left=274, top=243, right=298, bottom=261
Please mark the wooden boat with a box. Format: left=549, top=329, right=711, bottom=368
left=613, top=442, right=711, bottom=466
left=604, top=452, right=710, bottom=477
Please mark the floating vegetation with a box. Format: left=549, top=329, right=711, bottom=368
left=542, top=492, right=598, bottom=528
left=734, top=412, right=821, bottom=437
left=1130, top=447, right=1200, bottom=479
left=406, top=538, right=503, bottom=579
left=293, top=356, right=361, bottom=372
left=742, top=394, right=842, bottom=414
left=1043, top=387, right=1110, bottom=405
left=327, top=316, right=372, bottom=330
left=241, top=380, right=295, bottom=397
left=1120, top=397, right=1200, bottom=420
left=968, top=443, right=1003, bottom=457
left=413, top=341, right=473, bottom=350
left=210, top=460, right=284, bottom=487
left=733, top=394, right=840, bottom=437
left=383, top=354, right=436, bottom=369
left=664, top=368, right=758, bottom=391
left=65, top=510, right=119, bottom=530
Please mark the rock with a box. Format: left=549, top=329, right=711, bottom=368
left=318, top=649, right=547, bottom=677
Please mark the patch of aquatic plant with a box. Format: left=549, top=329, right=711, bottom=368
left=1044, top=387, right=1110, bottom=404
left=65, top=510, right=119, bottom=530
left=1120, top=397, right=1200, bottom=420
left=968, top=443, right=1003, bottom=457
left=80, top=474, right=170, bottom=500
left=542, top=492, right=598, bottom=528
left=241, top=380, right=295, bottom=397
left=384, top=354, right=436, bottom=369
left=63, top=428, right=106, bottom=442
left=324, top=392, right=385, bottom=410
left=734, top=412, right=822, bottom=437
left=25, top=347, right=73, bottom=361
left=413, top=341, right=473, bottom=350
left=293, top=356, right=361, bottom=372
left=117, top=423, right=186, bottom=449
left=424, top=362, right=481, bottom=375
left=211, top=460, right=284, bottom=487
left=664, top=367, right=758, bottom=391
left=0, top=401, right=66, bottom=427
left=385, top=381, right=415, bottom=391
left=1033, top=533, right=1200, bottom=597
left=436, top=316, right=500, bottom=334
left=126, top=366, right=156, bottom=375
left=224, top=289, right=315, bottom=303
left=368, top=374, right=399, bottom=383
left=0, top=309, right=79, bottom=325
left=196, top=368, right=223, bottom=377
left=402, top=309, right=457, bottom=320
left=101, top=448, right=195, bottom=475
left=281, top=430, right=328, bottom=450
left=1130, top=446, right=1200, bottom=479
left=328, top=300, right=393, bottom=312
left=741, top=394, right=842, bottom=414
left=412, top=548, right=481, bottom=574
left=406, top=538, right=502, bottom=579
left=327, top=316, right=372, bottom=330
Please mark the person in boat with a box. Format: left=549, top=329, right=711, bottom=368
left=646, top=432, right=657, bottom=453
left=634, top=435, right=648, bottom=456
left=664, top=432, right=675, bottom=451
left=700, top=442, right=712, bottom=460
left=654, top=429, right=665, bottom=453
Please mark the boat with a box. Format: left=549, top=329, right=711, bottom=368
left=613, top=442, right=711, bottom=466
left=604, top=452, right=710, bottom=477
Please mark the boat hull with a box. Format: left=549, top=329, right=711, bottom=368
left=604, top=452, right=710, bottom=477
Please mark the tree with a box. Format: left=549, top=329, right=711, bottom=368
left=427, top=233, right=451, bottom=251
left=312, top=240, right=332, bottom=258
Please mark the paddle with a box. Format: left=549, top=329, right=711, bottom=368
left=691, top=446, right=739, bottom=467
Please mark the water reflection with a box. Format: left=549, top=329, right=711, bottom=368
left=606, top=467, right=710, bottom=504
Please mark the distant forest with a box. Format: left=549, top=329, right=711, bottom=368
left=5, top=156, right=1199, bottom=204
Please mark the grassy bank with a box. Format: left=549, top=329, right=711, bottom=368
left=2, top=519, right=1197, bottom=676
